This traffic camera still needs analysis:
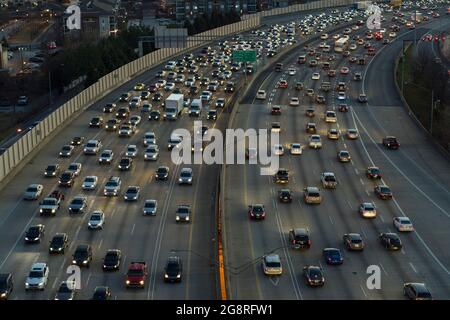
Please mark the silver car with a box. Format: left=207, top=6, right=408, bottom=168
left=178, top=168, right=193, bottom=185
left=59, top=145, right=74, bottom=157
left=67, top=163, right=82, bottom=176
left=68, top=196, right=87, bottom=214
left=25, top=263, right=49, bottom=290
left=262, top=254, right=283, bottom=276
left=125, top=145, right=138, bottom=158
left=24, top=184, right=44, bottom=200
left=143, top=200, right=158, bottom=216
left=88, top=211, right=105, bottom=229
left=143, top=132, right=156, bottom=146
left=82, top=176, right=98, bottom=190
left=144, top=145, right=159, bottom=161
left=98, top=150, right=114, bottom=164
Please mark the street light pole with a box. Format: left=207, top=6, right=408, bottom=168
left=48, top=71, right=52, bottom=105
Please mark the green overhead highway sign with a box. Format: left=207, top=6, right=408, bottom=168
left=232, top=50, right=257, bottom=62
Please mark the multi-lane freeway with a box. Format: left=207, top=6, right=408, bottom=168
left=0, top=0, right=449, bottom=301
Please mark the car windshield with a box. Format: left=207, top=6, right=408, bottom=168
left=178, top=208, right=189, bottom=214
left=417, top=290, right=432, bottom=299
left=145, top=202, right=155, bottom=208
left=253, top=206, right=264, bottom=213
left=381, top=187, right=391, bottom=193
left=42, top=199, right=56, bottom=205
left=27, top=227, right=39, bottom=235
left=324, top=176, right=335, bottom=181
left=351, top=238, right=362, bottom=244
left=166, top=262, right=180, bottom=272
left=265, top=261, right=281, bottom=268
left=309, top=191, right=320, bottom=197
left=74, top=250, right=87, bottom=259
left=106, top=181, right=118, bottom=187
left=71, top=199, right=84, bottom=205
left=27, top=187, right=38, bottom=192
left=127, top=189, right=138, bottom=194
left=328, top=250, right=340, bottom=258
left=181, top=172, right=191, bottom=177
left=105, top=253, right=118, bottom=262
left=91, top=215, right=101, bottom=221
left=309, top=269, right=322, bottom=278
left=68, top=165, right=78, bottom=170
left=47, top=166, right=56, bottom=171
left=85, top=178, right=95, bottom=182
left=127, top=269, right=144, bottom=276
left=29, top=271, right=43, bottom=278
left=58, top=285, right=72, bottom=293
left=62, top=146, right=71, bottom=150
left=401, top=220, right=410, bottom=225
left=86, top=143, right=96, bottom=148
left=158, top=168, right=167, bottom=173
left=51, top=237, right=63, bottom=245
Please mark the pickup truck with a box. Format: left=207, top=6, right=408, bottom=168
left=39, top=191, right=64, bottom=216
left=125, top=262, right=148, bottom=288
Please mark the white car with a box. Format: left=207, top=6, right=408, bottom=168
left=25, top=262, right=49, bottom=290
left=347, top=129, right=359, bottom=139
left=256, top=90, right=267, bottom=100
left=290, top=143, right=303, bottom=155
left=349, top=43, right=358, bottom=51
left=129, top=96, right=141, bottom=108
left=309, top=135, right=322, bottom=149
left=88, top=211, right=105, bottom=229
left=389, top=32, right=396, bottom=38
left=84, top=140, right=102, bottom=155
left=67, top=163, right=82, bottom=176
left=288, top=68, right=296, bottom=75
left=98, top=150, right=114, bottom=164
left=143, top=132, right=156, bottom=146
left=393, top=217, right=414, bottom=232
left=129, top=115, right=141, bottom=126
left=290, top=97, right=300, bottom=106
left=337, top=91, right=346, bottom=100
left=24, top=184, right=44, bottom=200
left=144, top=145, right=159, bottom=161
left=359, top=202, right=377, bottom=218
left=143, top=199, right=158, bottom=215
left=126, top=144, right=138, bottom=158
left=156, top=79, right=167, bottom=88
left=271, top=122, right=281, bottom=133
left=272, top=144, right=284, bottom=156
left=164, top=82, right=175, bottom=91
left=320, top=33, right=328, bottom=40
left=312, top=73, right=321, bottom=80
left=82, top=176, right=98, bottom=190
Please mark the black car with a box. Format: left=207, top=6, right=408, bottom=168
left=303, top=266, right=325, bottom=287
left=55, top=281, right=76, bottom=300
left=190, top=86, right=199, bottom=95
left=382, top=136, right=400, bottom=149
left=72, top=244, right=92, bottom=267
left=0, top=273, right=13, bottom=300
left=59, top=171, right=75, bottom=187
left=49, top=233, right=68, bottom=254
left=278, top=189, right=292, bottom=202
left=224, top=82, right=235, bottom=93
left=45, top=164, right=60, bottom=177
left=103, top=103, right=116, bottom=113
left=105, top=118, right=120, bottom=131
left=164, top=256, right=182, bottom=283
left=89, top=117, right=104, bottom=128
left=91, top=286, right=112, bottom=300
left=148, top=110, right=160, bottom=120
left=155, top=166, right=169, bottom=181
left=152, top=92, right=162, bottom=102
left=404, top=283, right=432, bottom=300
left=118, top=157, right=133, bottom=171
left=103, top=249, right=122, bottom=271
left=116, top=107, right=130, bottom=119
left=25, top=224, right=45, bottom=243
left=70, top=136, right=85, bottom=146
left=289, top=228, right=311, bottom=249
left=207, top=110, right=217, bottom=120
left=379, top=233, right=402, bottom=250
left=274, top=169, right=289, bottom=184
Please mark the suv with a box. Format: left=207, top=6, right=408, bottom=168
left=164, top=256, right=183, bottom=282
left=0, top=273, right=13, bottom=300
left=103, top=176, right=121, bottom=196
left=176, top=205, right=191, bottom=223
left=25, top=263, right=49, bottom=290
left=288, top=228, right=311, bottom=249
left=72, top=244, right=93, bottom=267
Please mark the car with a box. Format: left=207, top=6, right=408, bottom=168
left=393, top=217, right=414, bottom=232
left=70, top=136, right=85, bottom=146
left=152, top=92, right=163, bottom=102
left=129, top=115, right=142, bottom=127
left=327, top=128, right=339, bottom=140
left=24, top=183, right=44, bottom=200
left=338, top=104, right=349, bottom=112
left=105, top=118, right=120, bottom=131
left=262, top=254, right=282, bottom=276
left=248, top=204, right=266, bottom=220
left=125, top=144, right=138, bottom=158
left=103, top=103, right=116, bottom=113
left=271, top=122, right=281, bottom=133
left=24, top=224, right=45, bottom=243
left=59, top=171, right=75, bottom=187
left=72, top=244, right=92, bottom=267
left=379, top=233, right=402, bottom=250
left=389, top=32, right=396, bottom=38
left=353, top=72, right=362, bottom=81
left=349, top=43, right=357, bottom=51
left=149, top=110, right=160, bottom=120
left=91, top=286, right=112, bottom=300
left=272, top=144, right=284, bottom=156
left=347, top=129, right=359, bottom=139
left=155, top=166, right=169, bottom=181
left=82, top=176, right=98, bottom=190
left=98, top=150, right=114, bottom=164
left=325, top=110, right=337, bottom=122
left=178, top=168, right=193, bottom=185
left=102, top=249, right=121, bottom=271
left=116, top=107, right=130, bottom=119
left=207, top=109, right=217, bottom=120
left=289, top=143, right=302, bottom=155
left=168, top=135, right=183, bottom=150
left=49, top=233, right=68, bottom=254
left=306, top=123, right=317, bottom=134
left=403, top=283, right=432, bottom=300
left=176, top=205, right=191, bottom=223
left=278, top=189, right=292, bottom=203
left=277, top=80, right=288, bottom=88
left=309, top=135, right=322, bottom=149
left=358, top=93, right=368, bottom=103
left=304, top=187, right=321, bottom=204
left=321, top=172, right=337, bottom=189
left=215, top=98, right=226, bottom=108
left=337, top=92, right=346, bottom=100
left=118, top=157, right=133, bottom=170
left=366, top=166, right=382, bottom=179
left=323, top=248, right=343, bottom=265
left=68, top=196, right=87, bottom=213
left=164, top=256, right=183, bottom=282
left=328, top=69, right=336, bottom=77
left=311, top=72, right=321, bottom=80
left=340, top=67, right=349, bottom=75
left=129, top=96, right=142, bottom=108
left=119, top=124, right=134, bottom=137
left=382, top=136, right=400, bottom=149
left=306, top=88, right=315, bottom=97
left=103, top=176, right=121, bottom=196
left=119, top=92, right=131, bottom=102
left=89, top=116, right=104, bottom=128
left=25, top=263, right=49, bottom=290
left=316, top=95, right=326, bottom=104
left=359, top=202, right=377, bottom=218
left=84, top=140, right=102, bottom=155
left=375, top=185, right=393, bottom=200
left=305, top=107, right=315, bottom=117
left=288, top=68, right=296, bottom=76
left=88, top=211, right=105, bottom=229
left=54, top=281, right=76, bottom=300
left=59, top=144, right=74, bottom=157
left=290, top=97, right=300, bottom=106
left=303, top=266, right=324, bottom=286
left=289, top=228, right=311, bottom=249
left=337, top=150, right=351, bottom=162
left=343, top=233, right=365, bottom=251
left=143, top=199, right=158, bottom=216
left=0, top=273, right=13, bottom=300
left=144, top=145, right=159, bottom=161
left=124, top=186, right=140, bottom=201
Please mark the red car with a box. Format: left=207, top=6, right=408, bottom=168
left=125, top=262, right=148, bottom=288
left=340, top=67, right=349, bottom=75
left=368, top=47, right=376, bottom=56
left=375, top=32, right=383, bottom=40
left=374, top=185, right=393, bottom=200
left=383, top=136, right=400, bottom=149
left=248, top=204, right=266, bottom=220
left=366, top=166, right=382, bottom=179
left=278, top=80, right=288, bottom=88
left=338, top=104, right=349, bottom=112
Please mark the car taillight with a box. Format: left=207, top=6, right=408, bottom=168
left=308, top=240, right=311, bottom=245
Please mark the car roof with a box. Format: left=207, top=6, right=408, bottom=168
left=306, top=187, right=319, bottom=192
left=31, top=262, right=46, bottom=270
left=264, top=254, right=281, bottom=263
left=293, top=228, right=308, bottom=235
left=76, top=244, right=90, bottom=250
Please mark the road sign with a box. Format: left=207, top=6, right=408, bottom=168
left=232, top=50, right=257, bottom=62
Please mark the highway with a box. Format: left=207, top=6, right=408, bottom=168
left=223, top=7, right=450, bottom=300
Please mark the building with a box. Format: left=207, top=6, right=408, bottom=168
left=62, top=0, right=121, bottom=44
left=169, top=1, right=258, bottom=21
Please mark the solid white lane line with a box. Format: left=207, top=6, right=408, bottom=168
left=360, top=284, right=368, bottom=299
left=380, top=263, right=389, bottom=277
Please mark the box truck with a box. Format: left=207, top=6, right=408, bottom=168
left=164, top=94, right=184, bottom=120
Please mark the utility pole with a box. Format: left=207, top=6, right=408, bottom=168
left=430, top=89, right=434, bottom=135
left=48, top=71, right=52, bottom=105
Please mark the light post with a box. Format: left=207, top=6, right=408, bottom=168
left=405, top=80, right=438, bottom=135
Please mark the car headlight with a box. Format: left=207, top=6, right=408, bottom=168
left=38, top=282, right=44, bottom=286
left=139, top=280, right=144, bottom=285
left=179, top=178, right=183, bottom=182
left=176, top=216, right=180, bottom=221
left=126, top=280, right=130, bottom=284
left=72, top=260, right=77, bottom=264
left=185, top=217, right=190, bottom=221
left=40, top=209, right=43, bottom=213
left=33, top=237, right=39, bottom=241
left=83, top=260, right=88, bottom=264
left=1, top=293, right=6, bottom=297
left=164, top=274, right=169, bottom=278
left=176, top=274, right=181, bottom=278
left=25, top=282, right=29, bottom=286
left=52, top=209, right=55, bottom=213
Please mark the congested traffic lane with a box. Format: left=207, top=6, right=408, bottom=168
left=223, top=6, right=450, bottom=300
